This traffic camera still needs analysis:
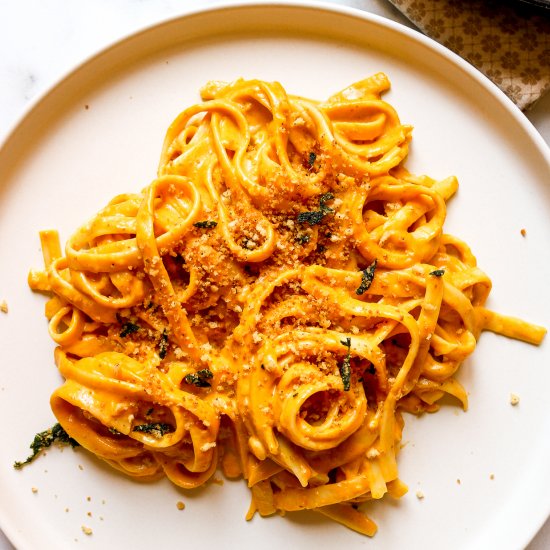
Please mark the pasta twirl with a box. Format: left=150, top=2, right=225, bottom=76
left=28, top=75, right=545, bottom=536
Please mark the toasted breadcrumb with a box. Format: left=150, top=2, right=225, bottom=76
left=415, top=490, right=424, bottom=500
left=0, top=300, right=7, bottom=313
left=200, top=441, right=216, bottom=452
left=81, top=525, right=93, bottom=536
left=31, top=487, right=38, bottom=493
left=510, top=393, right=520, bottom=406
left=366, top=448, right=380, bottom=459
left=176, top=501, right=185, bottom=510
left=520, top=228, right=526, bottom=237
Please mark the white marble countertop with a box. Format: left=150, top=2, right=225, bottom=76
left=0, top=1, right=548, bottom=548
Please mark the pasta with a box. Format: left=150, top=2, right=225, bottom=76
left=28, top=74, right=546, bottom=536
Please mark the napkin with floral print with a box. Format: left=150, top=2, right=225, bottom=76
left=388, top=0, right=550, bottom=110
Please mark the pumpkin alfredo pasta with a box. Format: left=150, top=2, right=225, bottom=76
left=26, top=74, right=545, bottom=536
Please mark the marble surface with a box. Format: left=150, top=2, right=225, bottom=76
left=0, top=1, right=548, bottom=548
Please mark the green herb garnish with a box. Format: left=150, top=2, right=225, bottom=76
left=295, top=233, right=311, bottom=245
left=14, top=423, right=79, bottom=469
left=319, top=192, right=334, bottom=211
left=193, top=221, right=218, bottom=229
left=430, top=269, right=445, bottom=277
left=339, top=337, right=352, bottom=392
left=158, top=329, right=169, bottom=359
left=297, top=192, right=335, bottom=226
left=120, top=321, right=140, bottom=338
left=132, top=423, right=173, bottom=438
left=297, top=209, right=324, bottom=226
left=184, top=369, right=214, bottom=388
left=356, top=259, right=377, bottom=295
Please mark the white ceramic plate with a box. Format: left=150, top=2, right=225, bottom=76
left=0, top=3, right=549, bottom=549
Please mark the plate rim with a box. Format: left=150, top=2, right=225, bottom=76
left=1, top=1, right=548, bottom=163
left=0, top=2, right=548, bottom=549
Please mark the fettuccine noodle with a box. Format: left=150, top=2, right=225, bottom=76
left=29, top=74, right=545, bottom=536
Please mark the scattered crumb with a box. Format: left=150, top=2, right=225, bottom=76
left=99, top=516, right=104, bottom=521
left=87, top=512, right=92, bottom=517
left=65, top=508, right=69, bottom=513
left=510, top=393, right=520, bottom=406
left=78, top=464, right=84, bottom=470
left=200, top=441, right=216, bottom=452
left=415, top=490, right=425, bottom=500
left=520, top=228, right=526, bottom=237
left=84, top=105, right=89, bottom=110
left=212, top=477, right=224, bottom=486
left=81, top=525, right=93, bottom=536
left=456, top=479, right=461, bottom=485
left=0, top=300, right=8, bottom=313
left=31, top=487, right=38, bottom=493
left=101, top=499, right=106, bottom=505
left=490, top=473, right=495, bottom=480
left=176, top=501, right=185, bottom=510
left=366, top=448, right=380, bottom=459
left=86, top=496, right=91, bottom=502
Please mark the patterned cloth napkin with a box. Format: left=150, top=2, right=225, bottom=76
left=388, top=0, right=550, bottom=110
